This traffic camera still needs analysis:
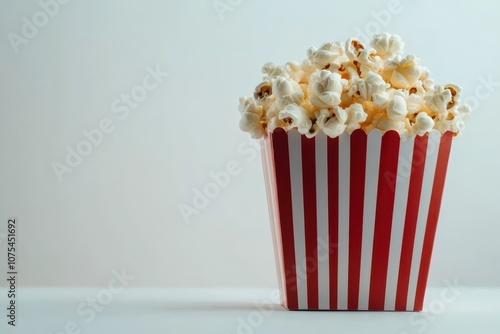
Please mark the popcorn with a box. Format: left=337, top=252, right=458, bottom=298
left=357, top=48, right=384, bottom=77
left=443, top=83, right=462, bottom=109
left=239, top=102, right=264, bottom=138
left=372, top=113, right=407, bottom=132
left=405, top=93, right=425, bottom=115
left=286, top=61, right=306, bottom=83
left=370, top=32, right=404, bottom=60
left=423, top=78, right=434, bottom=91
left=348, top=71, right=389, bottom=100
left=239, top=111, right=260, bottom=132
left=434, top=108, right=466, bottom=134
left=262, top=62, right=287, bottom=79
left=305, top=123, right=321, bottom=138
left=254, top=81, right=274, bottom=108
left=238, top=33, right=471, bottom=139
left=372, top=91, right=391, bottom=109
left=425, top=85, right=452, bottom=114
left=420, top=68, right=435, bottom=91
left=268, top=116, right=286, bottom=133
left=266, top=102, right=278, bottom=119
left=308, top=70, right=344, bottom=108
left=316, top=107, right=347, bottom=138
left=457, top=104, right=472, bottom=120
left=307, top=42, right=344, bottom=69
left=386, top=94, right=408, bottom=121
left=385, top=55, right=422, bottom=89
left=345, top=103, right=368, bottom=134
left=412, top=112, right=435, bottom=136
left=345, top=38, right=366, bottom=61
left=279, top=104, right=312, bottom=135
left=408, top=81, right=426, bottom=97
left=343, top=61, right=361, bottom=80
left=273, top=76, right=304, bottom=110
left=238, top=97, right=254, bottom=113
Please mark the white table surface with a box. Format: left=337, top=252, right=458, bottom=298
left=0, top=287, right=499, bottom=334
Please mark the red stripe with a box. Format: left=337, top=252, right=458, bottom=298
left=270, top=129, right=298, bottom=309
left=348, top=130, right=367, bottom=309
left=369, top=131, right=401, bottom=310
left=395, top=134, right=429, bottom=310
left=301, top=136, right=318, bottom=309
left=327, top=136, right=339, bottom=309
left=413, top=132, right=453, bottom=310
left=263, top=136, right=286, bottom=307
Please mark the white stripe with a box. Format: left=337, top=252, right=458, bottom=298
left=406, top=131, right=441, bottom=310
left=337, top=132, right=350, bottom=309
left=288, top=130, right=307, bottom=309
left=358, top=130, right=382, bottom=310
left=262, top=138, right=287, bottom=306
left=315, top=132, right=329, bottom=309
left=384, top=136, right=414, bottom=310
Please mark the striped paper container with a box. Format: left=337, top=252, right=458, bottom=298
left=260, top=128, right=453, bottom=311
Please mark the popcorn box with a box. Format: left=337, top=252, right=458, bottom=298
left=260, top=128, right=453, bottom=311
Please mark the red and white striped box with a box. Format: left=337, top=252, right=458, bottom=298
left=260, top=128, right=453, bottom=311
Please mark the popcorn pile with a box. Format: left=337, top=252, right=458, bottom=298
left=238, top=33, right=471, bottom=139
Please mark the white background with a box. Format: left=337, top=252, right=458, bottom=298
left=0, top=0, right=499, bottom=295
